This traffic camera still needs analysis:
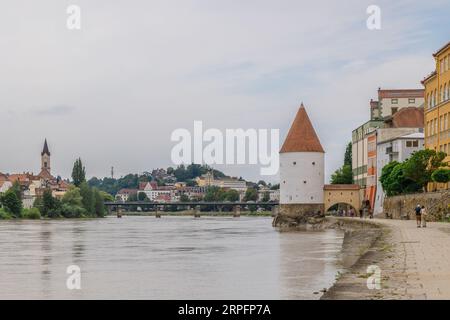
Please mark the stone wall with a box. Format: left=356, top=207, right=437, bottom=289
left=381, top=190, right=450, bottom=221
left=272, top=203, right=324, bottom=228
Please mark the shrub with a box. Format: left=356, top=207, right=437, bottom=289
left=60, top=204, right=86, bottom=218
left=22, top=207, right=41, bottom=220
left=0, top=189, right=23, bottom=218
left=431, top=168, right=450, bottom=183
left=0, top=208, right=13, bottom=220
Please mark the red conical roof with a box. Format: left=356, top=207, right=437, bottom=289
left=280, top=104, right=324, bottom=153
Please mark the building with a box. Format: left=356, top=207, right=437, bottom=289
left=137, top=181, right=173, bottom=202
left=353, top=89, right=425, bottom=196
left=257, top=187, right=280, bottom=202
left=422, top=41, right=450, bottom=162
left=374, top=132, right=425, bottom=215
left=115, top=188, right=138, bottom=202
left=195, top=172, right=247, bottom=192
left=279, top=104, right=325, bottom=215
left=274, top=103, right=365, bottom=227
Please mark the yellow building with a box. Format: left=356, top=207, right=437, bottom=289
left=423, top=41, right=450, bottom=159
left=422, top=41, right=450, bottom=191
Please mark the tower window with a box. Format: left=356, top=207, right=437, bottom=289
left=312, top=162, right=316, bottom=165
left=303, top=181, right=307, bottom=184
left=293, top=162, right=297, bottom=165
left=44, top=162, right=48, bottom=168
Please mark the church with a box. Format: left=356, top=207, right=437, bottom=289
left=0, top=139, right=70, bottom=208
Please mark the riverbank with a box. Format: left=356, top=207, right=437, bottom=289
left=321, top=217, right=450, bottom=300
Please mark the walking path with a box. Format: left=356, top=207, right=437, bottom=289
left=377, top=219, right=450, bottom=299
left=322, top=218, right=450, bottom=300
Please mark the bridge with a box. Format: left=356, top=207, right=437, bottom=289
left=104, top=201, right=280, bottom=217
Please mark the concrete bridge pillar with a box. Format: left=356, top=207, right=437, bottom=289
left=117, top=205, right=123, bottom=218
left=233, top=205, right=241, bottom=218
left=194, top=205, right=201, bottom=218
left=155, top=205, right=161, bottom=218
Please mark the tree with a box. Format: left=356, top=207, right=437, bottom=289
left=431, top=168, right=450, bottom=183
left=80, top=182, right=94, bottom=215
left=93, top=188, right=106, bottom=217
left=243, top=188, right=258, bottom=202
left=330, top=142, right=353, bottom=184
left=179, top=194, right=190, bottom=202
left=72, top=158, right=86, bottom=187
left=344, top=142, right=352, bottom=167
left=225, top=189, right=240, bottom=202
left=0, top=188, right=22, bottom=218
left=138, top=192, right=149, bottom=201
left=41, top=189, right=61, bottom=218
left=204, top=186, right=227, bottom=202
left=330, top=164, right=353, bottom=184
left=381, top=162, right=421, bottom=196
left=261, top=192, right=270, bottom=202
left=62, top=186, right=83, bottom=207
left=403, top=150, right=447, bottom=190
left=379, top=161, right=399, bottom=192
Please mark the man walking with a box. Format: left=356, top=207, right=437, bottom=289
left=415, top=204, right=422, bottom=228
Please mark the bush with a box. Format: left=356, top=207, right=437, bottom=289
left=22, top=207, right=41, bottom=220
left=60, top=204, right=86, bottom=218
left=0, top=189, right=23, bottom=218
left=0, top=208, right=13, bottom=220
left=431, top=168, right=450, bottom=183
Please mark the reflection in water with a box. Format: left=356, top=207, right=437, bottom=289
left=0, top=217, right=343, bottom=299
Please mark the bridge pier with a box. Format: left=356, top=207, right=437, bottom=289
left=117, top=205, right=123, bottom=218
left=233, top=205, right=241, bottom=218
left=194, top=205, right=201, bottom=218
left=155, top=205, right=161, bottom=218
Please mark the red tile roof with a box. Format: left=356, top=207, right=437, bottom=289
left=378, top=89, right=424, bottom=99
left=280, top=104, right=324, bottom=153
left=385, top=107, right=424, bottom=128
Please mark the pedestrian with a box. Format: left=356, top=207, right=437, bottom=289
left=359, top=208, right=363, bottom=219
left=421, top=205, right=427, bottom=228
left=415, top=204, right=422, bottom=228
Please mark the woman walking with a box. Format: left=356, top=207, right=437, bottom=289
left=421, top=205, right=427, bottom=228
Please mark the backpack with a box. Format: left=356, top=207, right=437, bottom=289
left=415, top=206, right=421, bottom=214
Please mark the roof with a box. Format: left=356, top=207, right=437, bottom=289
left=280, top=104, right=324, bottom=153
left=399, top=132, right=424, bottom=139
left=41, top=139, right=50, bottom=156
left=433, top=41, right=450, bottom=57
left=324, top=184, right=360, bottom=191
left=421, top=71, right=437, bottom=84
left=38, top=168, right=53, bottom=180
left=384, top=107, right=424, bottom=128
left=378, top=89, right=424, bottom=99
left=117, top=188, right=138, bottom=195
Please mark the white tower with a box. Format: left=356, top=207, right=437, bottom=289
left=275, top=104, right=325, bottom=226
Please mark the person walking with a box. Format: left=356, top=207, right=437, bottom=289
left=359, top=208, right=363, bottom=219
left=421, top=205, right=427, bottom=228
left=415, top=204, right=422, bottom=228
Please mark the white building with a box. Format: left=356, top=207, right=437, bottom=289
left=0, top=181, right=12, bottom=194
left=280, top=104, right=324, bottom=206
left=137, top=181, right=173, bottom=202
left=374, top=132, right=424, bottom=215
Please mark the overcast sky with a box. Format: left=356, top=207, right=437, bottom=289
left=0, top=0, right=449, bottom=183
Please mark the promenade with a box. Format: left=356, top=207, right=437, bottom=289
left=323, top=218, right=450, bottom=300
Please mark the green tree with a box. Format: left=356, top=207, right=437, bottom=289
left=344, top=142, right=352, bottom=167
left=261, top=192, right=270, bottom=202
left=403, top=150, right=447, bottom=190
left=431, top=168, right=450, bottom=183
left=138, top=192, right=149, bottom=201
left=243, top=188, right=258, bottom=202
left=41, top=189, right=61, bottom=218
left=379, top=161, right=399, bottom=192
left=330, top=164, right=353, bottom=184
left=80, top=182, right=95, bottom=215
left=0, top=188, right=23, bottom=218
left=72, top=158, right=86, bottom=187
left=93, top=188, right=105, bottom=217
left=381, top=162, right=421, bottom=196
left=61, top=186, right=83, bottom=207
left=225, top=189, right=240, bottom=202
left=179, top=194, right=190, bottom=202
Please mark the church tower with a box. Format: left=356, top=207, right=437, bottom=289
left=41, top=139, right=51, bottom=174
left=274, top=104, right=325, bottom=227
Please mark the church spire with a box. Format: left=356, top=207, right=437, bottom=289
left=41, top=139, right=50, bottom=156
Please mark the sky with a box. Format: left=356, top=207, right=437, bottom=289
left=0, top=0, right=449, bottom=183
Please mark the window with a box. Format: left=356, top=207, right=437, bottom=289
left=412, top=140, right=418, bottom=147
left=391, top=98, right=398, bottom=104
left=406, top=141, right=412, bottom=147
left=408, top=98, right=415, bottom=104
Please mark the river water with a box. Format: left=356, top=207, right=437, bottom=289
left=0, top=216, right=344, bottom=299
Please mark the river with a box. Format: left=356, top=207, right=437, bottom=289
left=0, top=216, right=344, bottom=299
